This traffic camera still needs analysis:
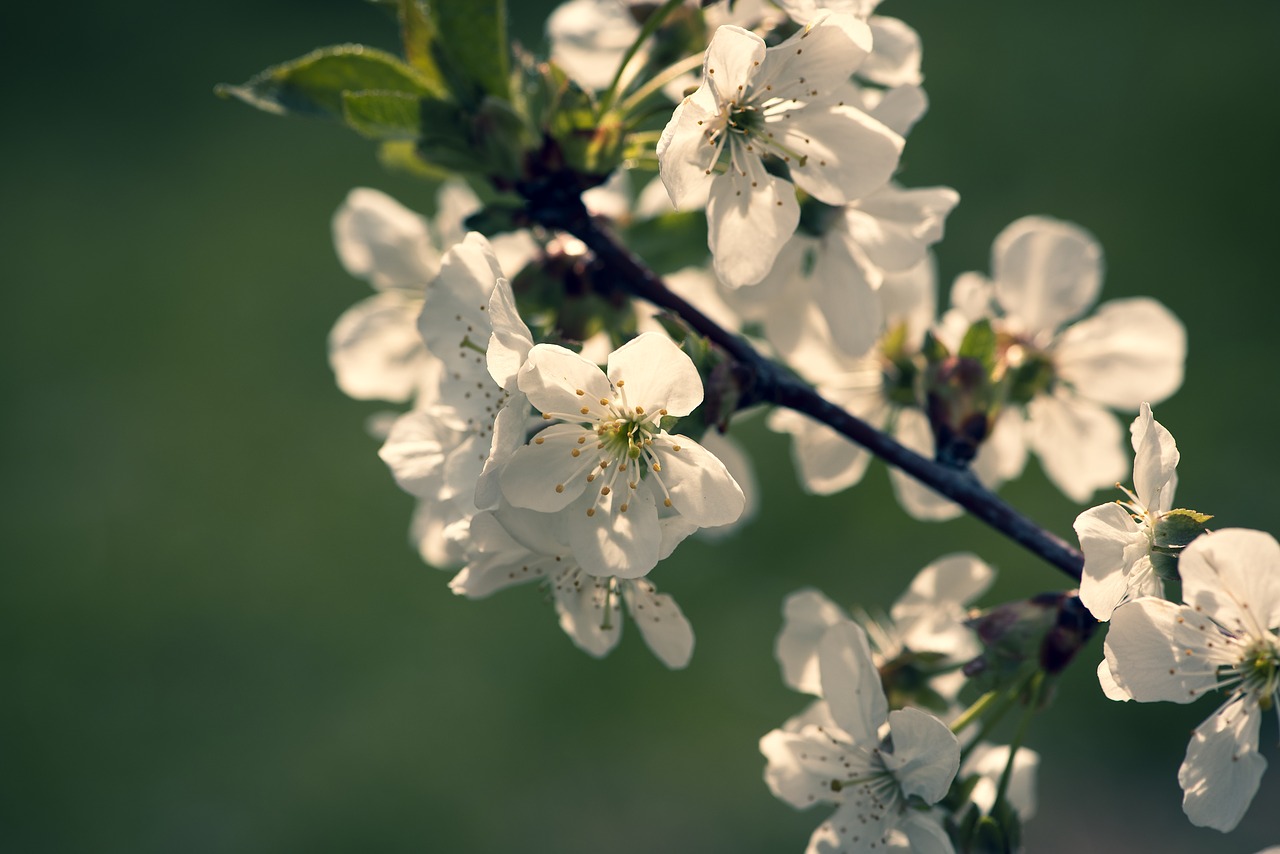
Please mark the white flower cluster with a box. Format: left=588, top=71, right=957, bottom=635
left=328, top=186, right=747, bottom=667
left=1075, top=407, right=1280, bottom=832
left=762, top=558, right=1039, bottom=853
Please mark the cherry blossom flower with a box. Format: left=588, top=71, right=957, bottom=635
left=328, top=185, right=535, bottom=405
left=379, top=236, right=536, bottom=567
left=657, top=16, right=903, bottom=288
left=775, top=553, right=994, bottom=700
left=451, top=502, right=695, bottom=667
left=1104, top=528, right=1280, bottom=832
left=761, top=620, right=961, bottom=853
left=1074, top=403, right=1179, bottom=622
left=944, top=216, right=1186, bottom=503
left=500, top=332, right=744, bottom=578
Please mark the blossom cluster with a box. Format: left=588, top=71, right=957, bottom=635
left=1073, top=406, right=1279, bottom=832
left=248, top=0, right=1271, bottom=846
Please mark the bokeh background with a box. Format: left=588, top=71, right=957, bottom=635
left=5, top=1, right=1279, bottom=851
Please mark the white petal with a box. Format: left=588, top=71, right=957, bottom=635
left=1025, top=391, right=1126, bottom=503
left=474, top=397, right=530, bottom=510
left=962, top=743, right=1040, bottom=821
left=1096, top=657, right=1132, bottom=701
left=991, top=216, right=1102, bottom=338
left=408, top=497, right=468, bottom=569
left=777, top=588, right=848, bottom=695
left=486, top=277, right=534, bottom=390
left=517, top=343, right=613, bottom=420
left=1054, top=297, right=1186, bottom=408
left=1180, top=528, right=1280, bottom=634
left=817, top=621, right=888, bottom=741
left=844, top=185, right=960, bottom=273
left=785, top=104, right=903, bottom=205
left=707, top=162, right=801, bottom=288
left=624, top=578, right=695, bottom=669
left=1179, top=702, right=1267, bottom=832
left=328, top=292, right=431, bottom=402
left=899, top=812, right=955, bottom=854
left=694, top=431, right=759, bottom=539
left=769, top=407, right=874, bottom=496
left=567, top=485, right=661, bottom=578
left=704, top=25, right=767, bottom=103
left=888, top=408, right=964, bottom=521
left=656, top=85, right=721, bottom=210
left=1129, top=403, right=1179, bottom=512
left=379, top=410, right=451, bottom=498
left=861, top=17, right=923, bottom=88
left=606, top=332, right=703, bottom=416
left=499, top=423, right=595, bottom=511
left=865, top=83, right=928, bottom=137
left=653, top=434, right=746, bottom=527
left=891, top=553, right=994, bottom=658
left=1104, top=598, right=1216, bottom=703
left=332, top=187, right=438, bottom=290
left=1075, top=501, right=1146, bottom=622
left=807, top=801, right=896, bottom=854
left=554, top=572, right=623, bottom=658
left=758, top=14, right=872, bottom=99
left=809, top=235, right=882, bottom=358
left=883, top=708, right=960, bottom=804
left=759, top=728, right=841, bottom=809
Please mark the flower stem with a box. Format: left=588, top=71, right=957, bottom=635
left=949, top=690, right=999, bottom=735
left=596, top=0, right=688, bottom=118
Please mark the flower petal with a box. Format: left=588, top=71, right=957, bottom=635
left=567, top=485, right=661, bottom=578
left=554, top=572, right=623, bottom=658
left=656, top=85, right=720, bottom=210
left=1104, top=598, right=1216, bottom=703
left=883, top=707, right=960, bottom=804
left=517, top=343, right=613, bottom=420
left=707, top=162, right=801, bottom=288
left=1026, top=391, right=1126, bottom=503
left=1179, top=702, right=1267, bottom=832
left=328, top=292, right=433, bottom=403
left=624, top=578, right=695, bottom=669
left=605, top=332, right=703, bottom=416
left=1054, top=297, right=1186, bottom=408
left=1129, top=403, right=1179, bottom=512
left=777, top=588, right=848, bottom=695
left=785, top=104, right=904, bottom=205
left=759, top=728, right=841, bottom=810
left=1179, top=528, right=1280, bottom=634
left=992, top=216, right=1102, bottom=338
left=499, top=423, right=595, bottom=511
left=486, top=277, right=534, bottom=390
left=652, top=434, right=746, bottom=528
left=862, top=17, right=923, bottom=88
left=817, top=621, right=888, bottom=741
left=332, top=187, right=438, bottom=291
left=1075, top=501, right=1146, bottom=621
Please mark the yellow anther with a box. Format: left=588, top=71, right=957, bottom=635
left=664, top=498, right=672, bottom=507
left=571, top=449, right=581, bottom=457
left=577, top=436, right=586, bottom=445
left=575, top=389, right=585, bottom=396
left=601, top=486, right=611, bottom=496
left=586, top=474, right=596, bottom=483
left=672, top=445, right=681, bottom=451
left=535, top=437, right=544, bottom=445
left=620, top=503, right=629, bottom=512
left=635, top=406, right=645, bottom=414
left=542, top=413, right=552, bottom=420
left=555, top=484, right=565, bottom=493
left=580, top=407, right=590, bottom=415
left=586, top=508, right=596, bottom=517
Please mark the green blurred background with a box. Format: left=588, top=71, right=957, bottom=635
left=5, top=1, right=1279, bottom=851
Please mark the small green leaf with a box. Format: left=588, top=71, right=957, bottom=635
left=621, top=212, right=708, bottom=277
left=1155, top=508, right=1214, bottom=548
left=342, top=91, right=422, bottom=139
left=217, top=45, right=442, bottom=120
left=958, top=318, right=998, bottom=372
left=428, top=0, right=509, bottom=103
left=377, top=140, right=450, bottom=180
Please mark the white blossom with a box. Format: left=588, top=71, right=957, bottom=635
left=500, top=332, right=744, bottom=578
left=658, top=17, right=903, bottom=288
left=761, top=620, right=961, bottom=853
left=1074, top=403, right=1179, bottom=622
left=944, top=216, right=1186, bottom=502
left=451, top=502, right=695, bottom=667
left=1104, top=528, right=1280, bottom=832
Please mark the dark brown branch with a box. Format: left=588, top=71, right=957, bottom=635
left=522, top=182, right=1086, bottom=583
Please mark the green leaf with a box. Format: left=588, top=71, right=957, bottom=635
left=216, top=45, right=443, bottom=120
left=428, top=0, right=509, bottom=103
left=621, top=212, right=708, bottom=277
left=396, top=0, right=446, bottom=84
left=377, top=141, right=450, bottom=180
left=958, top=318, right=998, bottom=372
left=342, top=91, right=422, bottom=139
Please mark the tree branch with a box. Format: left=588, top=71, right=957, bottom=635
left=522, top=183, right=1086, bottom=583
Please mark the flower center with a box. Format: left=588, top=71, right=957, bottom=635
left=1239, top=637, right=1280, bottom=710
